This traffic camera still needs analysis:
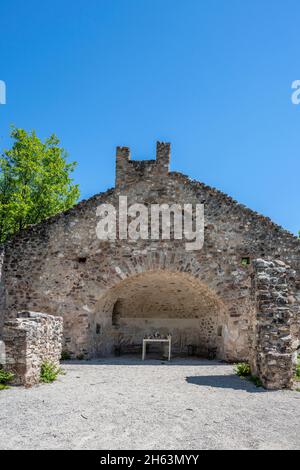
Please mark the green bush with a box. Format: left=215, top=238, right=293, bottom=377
left=0, top=368, right=14, bottom=385
left=40, top=361, right=64, bottom=383
left=295, top=357, right=300, bottom=381
left=234, top=362, right=251, bottom=377
left=249, top=375, right=263, bottom=387
left=0, top=368, right=14, bottom=390
left=234, top=363, right=262, bottom=387
left=61, top=350, right=71, bottom=361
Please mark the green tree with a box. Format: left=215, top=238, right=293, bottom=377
left=0, top=127, right=80, bottom=243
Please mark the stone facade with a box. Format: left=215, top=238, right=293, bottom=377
left=2, top=311, right=63, bottom=387
left=0, top=141, right=299, bottom=388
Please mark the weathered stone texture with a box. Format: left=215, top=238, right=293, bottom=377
left=2, top=311, right=63, bottom=387
left=250, top=260, right=300, bottom=389
left=0, top=142, right=299, bottom=388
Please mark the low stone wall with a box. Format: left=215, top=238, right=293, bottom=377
left=251, top=259, right=299, bottom=389
left=2, top=311, right=63, bottom=387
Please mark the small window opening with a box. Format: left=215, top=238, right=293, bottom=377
left=112, top=300, right=121, bottom=327
left=217, top=326, right=222, bottom=337
left=96, top=323, right=101, bottom=335
left=77, top=256, right=87, bottom=264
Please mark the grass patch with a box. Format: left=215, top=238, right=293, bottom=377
left=294, top=356, right=300, bottom=382
left=40, top=361, right=64, bottom=384
left=234, top=362, right=262, bottom=388
left=0, top=368, right=14, bottom=390
left=0, top=383, right=10, bottom=391
left=249, top=375, right=263, bottom=387
left=61, top=350, right=71, bottom=361
left=234, top=362, right=251, bottom=377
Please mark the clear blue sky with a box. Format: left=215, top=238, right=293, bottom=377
left=0, top=0, right=299, bottom=234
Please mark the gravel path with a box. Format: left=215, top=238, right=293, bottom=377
left=0, top=358, right=299, bottom=450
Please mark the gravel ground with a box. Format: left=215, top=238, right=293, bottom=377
left=0, top=358, right=299, bottom=450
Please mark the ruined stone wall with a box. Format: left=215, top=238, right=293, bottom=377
left=251, top=260, right=300, bottom=389
left=2, top=311, right=63, bottom=387
left=0, top=143, right=299, bottom=365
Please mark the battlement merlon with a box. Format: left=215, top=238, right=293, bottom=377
left=115, top=141, right=170, bottom=188
left=116, top=146, right=131, bottom=161
left=156, top=141, right=170, bottom=171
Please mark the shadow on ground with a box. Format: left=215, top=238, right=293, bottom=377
left=61, top=357, right=227, bottom=367
left=186, top=374, right=268, bottom=393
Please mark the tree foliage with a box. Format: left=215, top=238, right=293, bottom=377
left=0, top=127, right=80, bottom=243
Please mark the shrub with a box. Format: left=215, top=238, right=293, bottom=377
left=234, top=363, right=262, bottom=387
left=40, top=361, right=64, bottom=383
left=0, top=368, right=14, bottom=390
left=0, top=368, right=14, bottom=385
left=234, top=362, right=251, bottom=377
left=294, top=357, right=300, bottom=382
left=61, top=350, right=71, bottom=361
left=249, top=375, right=263, bottom=387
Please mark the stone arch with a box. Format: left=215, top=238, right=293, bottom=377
left=90, top=269, right=228, bottom=358
left=80, top=250, right=255, bottom=361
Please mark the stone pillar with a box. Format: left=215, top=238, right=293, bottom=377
left=2, top=311, right=63, bottom=387
left=251, top=259, right=298, bottom=389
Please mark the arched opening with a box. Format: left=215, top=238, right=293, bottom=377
left=91, top=270, right=226, bottom=358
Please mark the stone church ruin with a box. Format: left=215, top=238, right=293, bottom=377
left=0, top=141, right=299, bottom=389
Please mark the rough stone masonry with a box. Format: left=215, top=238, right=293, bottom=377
left=2, top=311, right=63, bottom=387
left=0, top=141, right=299, bottom=389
